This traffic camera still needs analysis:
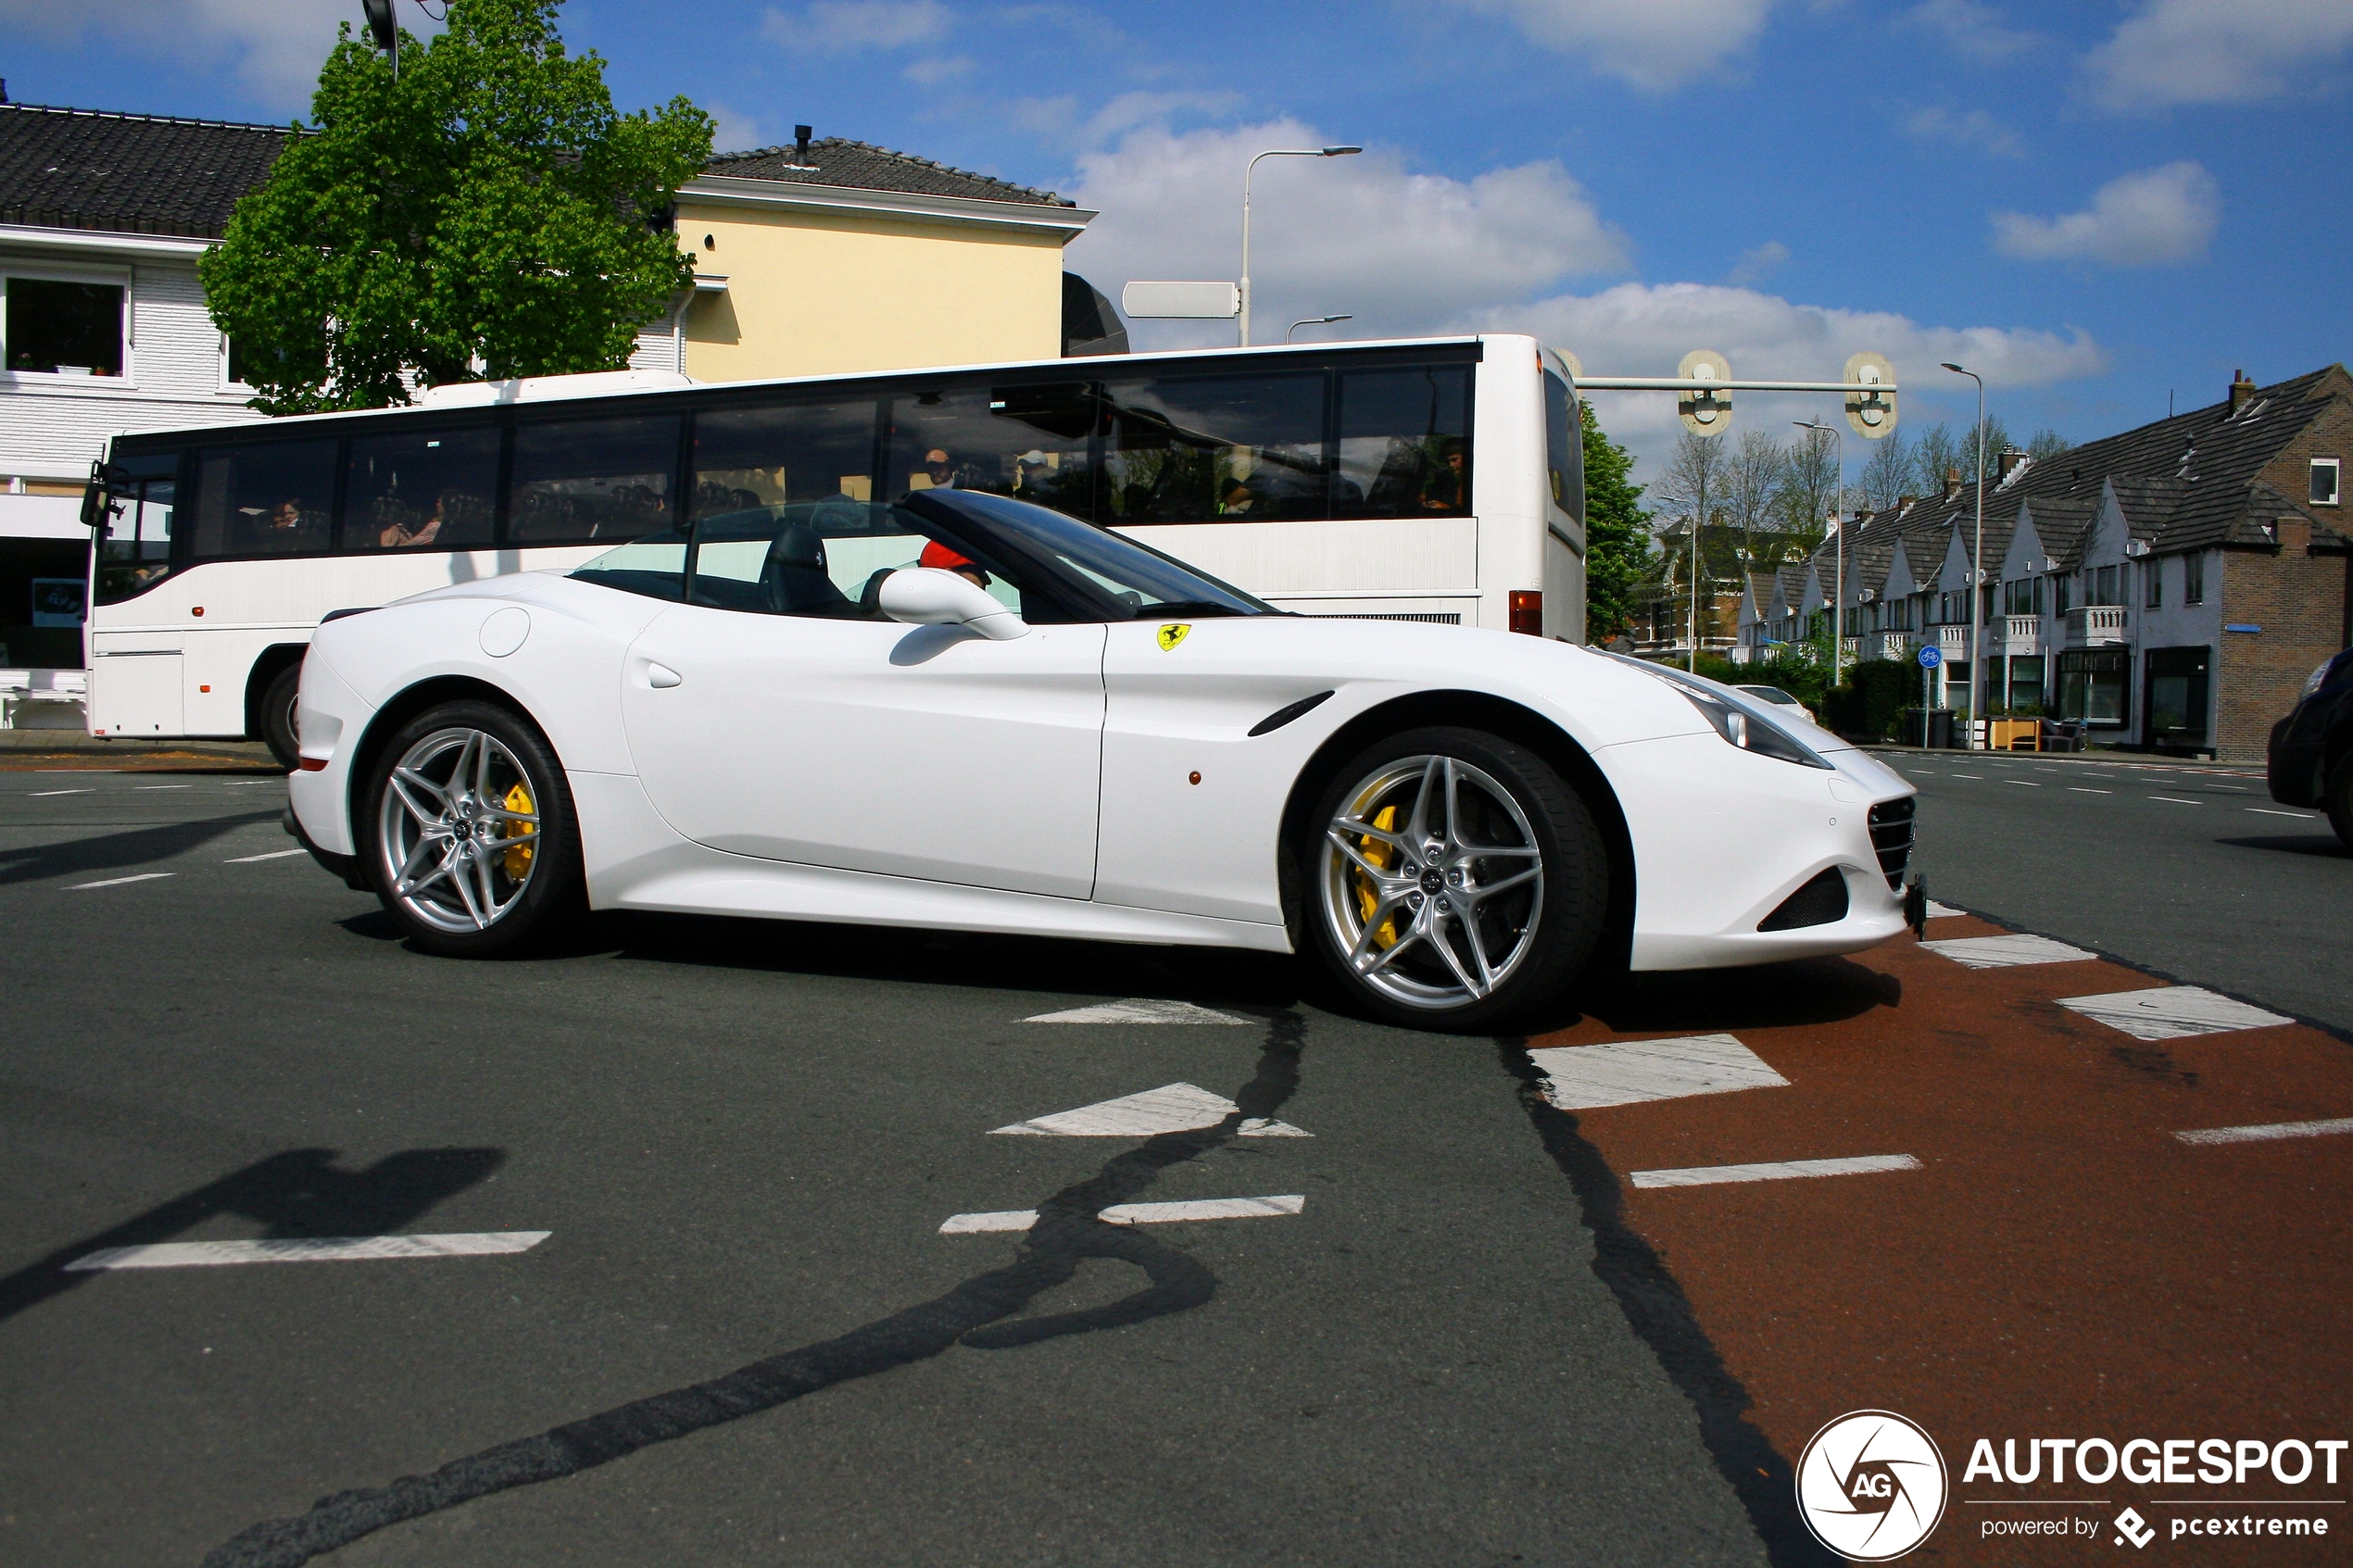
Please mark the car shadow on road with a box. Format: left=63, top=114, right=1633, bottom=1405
left=0, top=809, right=283, bottom=886
left=2215, top=833, right=2349, bottom=859
left=1522, top=954, right=1904, bottom=1038
left=0, top=1147, right=504, bottom=1326
left=339, top=906, right=1311, bottom=1013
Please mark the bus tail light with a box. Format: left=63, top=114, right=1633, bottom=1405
left=1508, top=590, right=1542, bottom=635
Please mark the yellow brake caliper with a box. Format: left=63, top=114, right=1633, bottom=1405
left=1354, top=804, right=1400, bottom=949
left=501, top=781, right=535, bottom=880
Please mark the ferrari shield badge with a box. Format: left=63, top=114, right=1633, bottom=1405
left=1156, top=623, right=1190, bottom=651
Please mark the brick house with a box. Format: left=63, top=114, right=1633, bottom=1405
left=1778, top=368, right=2352, bottom=759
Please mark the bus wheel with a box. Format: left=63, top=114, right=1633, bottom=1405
left=1303, top=727, right=1605, bottom=1034
left=261, top=661, right=303, bottom=771
left=362, top=699, right=584, bottom=957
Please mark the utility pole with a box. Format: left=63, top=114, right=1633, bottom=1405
left=1239, top=146, right=1358, bottom=347
left=1943, top=363, right=1986, bottom=749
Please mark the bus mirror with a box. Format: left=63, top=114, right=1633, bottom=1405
left=81, top=461, right=132, bottom=530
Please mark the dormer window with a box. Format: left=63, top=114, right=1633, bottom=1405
left=2313, top=458, right=2341, bottom=507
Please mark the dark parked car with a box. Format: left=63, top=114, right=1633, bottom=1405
left=2268, top=648, right=2353, bottom=848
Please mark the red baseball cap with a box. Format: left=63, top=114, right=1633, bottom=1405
left=919, top=540, right=975, bottom=572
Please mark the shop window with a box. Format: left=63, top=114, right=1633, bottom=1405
left=2145, top=646, right=2210, bottom=746
left=6, top=276, right=124, bottom=375
left=2057, top=648, right=2129, bottom=726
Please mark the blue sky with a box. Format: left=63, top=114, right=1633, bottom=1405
left=6, top=0, right=2350, bottom=483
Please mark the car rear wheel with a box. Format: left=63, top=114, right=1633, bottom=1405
left=2327, top=751, right=2353, bottom=851
left=362, top=700, right=583, bottom=956
left=1304, top=727, right=1606, bottom=1033
left=260, top=660, right=303, bottom=771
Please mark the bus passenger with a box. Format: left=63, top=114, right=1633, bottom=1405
left=1420, top=438, right=1469, bottom=512
left=380, top=495, right=447, bottom=548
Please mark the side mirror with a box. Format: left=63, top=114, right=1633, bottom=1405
left=877, top=568, right=1028, bottom=640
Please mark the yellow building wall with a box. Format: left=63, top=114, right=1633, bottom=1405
left=675, top=201, right=1068, bottom=383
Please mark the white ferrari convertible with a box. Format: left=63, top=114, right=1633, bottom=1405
left=287, top=487, right=1919, bottom=1030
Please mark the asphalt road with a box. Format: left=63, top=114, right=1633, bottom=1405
left=1885, top=748, right=2352, bottom=1036
left=5, top=766, right=2347, bottom=1567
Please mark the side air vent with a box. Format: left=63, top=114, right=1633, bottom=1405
left=1869, top=797, right=1917, bottom=890
left=1249, top=690, right=1334, bottom=737
left=1759, top=868, right=1849, bottom=932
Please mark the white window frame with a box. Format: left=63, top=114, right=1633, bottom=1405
left=0, top=258, right=136, bottom=387
left=2312, top=457, right=2341, bottom=508
left=220, top=332, right=256, bottom=395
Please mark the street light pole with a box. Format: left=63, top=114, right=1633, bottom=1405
left=1240, top=145, right=1360, bottom=347
left=1942, top=363, right=1986, bottom=749
left=1287, top=314, right=1353, bottom=343
left=1795, top=419, right=1843, bottom=685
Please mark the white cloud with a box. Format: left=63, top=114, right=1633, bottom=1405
left=0, top=0, right=378, bottom=114
left=1991, top=162, right=2219, bottom=266
left=1061, top=118, right=1631, bottom=346
left=761, top=0, right=952, bottom=53
left=1894, top=0, right=2040, bottom=63
left=2089, top=0, right=2353, bottom=109
left=902, top=56, right=975, bottom=84
left=1434, top=0, right=1780, bottom=91
left=705, top=101, right=766, bottom=155
left=1725, top=241, right=1789, bottom=286
left=1906, top=106, right=2027, bottom=158
left=1483, top=282, right=2109, bottom=481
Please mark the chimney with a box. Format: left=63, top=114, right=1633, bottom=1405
left=794, top=124, right=812, bottom=165
left=1, top=81, right=9, bottom=105
left=2230, top=368, right=2258, bottom=414
left=1997, top=448, right=2027, bottom=483
left=1897, top=493, right=1919, bottom=510
left=1944, top=466, right=1963, bottom=500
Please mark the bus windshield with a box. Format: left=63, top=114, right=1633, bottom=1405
left=91, top=457, right=180, bottom=604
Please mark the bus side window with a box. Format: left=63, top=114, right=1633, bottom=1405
left=884, top=383, right=1098, bottom=520
left=1100, top=373, right=1326, bottom=525
left=508, top=415, right=682, bottom=545
left=192, top=440, right=340, bottom=559
left=1543, top=371, right=1582, bottom=522
left=345, top=426, right=499, bottom=551
left=1333, top=365, right=1474, bottom=520
left=690, top=398, right=883, bottom=519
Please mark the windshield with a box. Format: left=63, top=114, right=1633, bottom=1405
left=1736, top=685, right=1799, bottom=705
left=904, top=488, right=1274, bottom=620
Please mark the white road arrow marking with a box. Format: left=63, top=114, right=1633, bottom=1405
left=1529, top=1035, right=1787, bottom=1111
left=65, top=1232, right=551, bottom=1271
left=990, top=1082, right=1309, bottom=1138
left=940, top=1196, right=1305, bottom=1235
left=1022, top=999, right=1250, bottom=1024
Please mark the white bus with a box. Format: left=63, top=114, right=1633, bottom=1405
left=82, top=334, right=1588, bottom=767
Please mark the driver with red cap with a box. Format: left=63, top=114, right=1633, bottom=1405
left=919, top=539, right=990, bottom=591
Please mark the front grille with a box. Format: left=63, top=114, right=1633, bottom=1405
left=1869, top=797, right=1916, bottom=890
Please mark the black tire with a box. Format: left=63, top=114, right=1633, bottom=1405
left=360, top=698, right=585, bottom=957
left=2327, top=751, right=2353, bottom=852
left=260, top=659, right=303, bottom=771
left=1302, top=726, right=1606, bottom=1034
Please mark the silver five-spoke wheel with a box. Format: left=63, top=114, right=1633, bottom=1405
left=1318, top=753, right=1545, bottom=1012
left=377, top=726, right=543, bottom=935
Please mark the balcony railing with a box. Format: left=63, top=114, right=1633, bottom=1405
left=2064, top=605, right=2130, bottom=647
left=2001, top=614, right=2041, bottom=654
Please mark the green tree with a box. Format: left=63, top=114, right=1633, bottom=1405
left=1579, top=399, right=1653, bottom=643
left=201, top=0, right=712, bottom=415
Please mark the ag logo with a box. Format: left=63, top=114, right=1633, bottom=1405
left=1795, top=1410, right=1948, bottom=1561
left=1156, top=623, right=1190, bottom=651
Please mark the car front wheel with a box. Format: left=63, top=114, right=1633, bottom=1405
left=1305, top=727, right=1606, bottom=1033
left=362, top=700, right=583, bottom=956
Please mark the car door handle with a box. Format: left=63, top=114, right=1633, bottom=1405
left=647, top=662, right=683, bottom=688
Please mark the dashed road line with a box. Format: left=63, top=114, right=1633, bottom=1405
left=989, top=1082, right=1308, bottom=1138
left=1922, top=933, right=2098, bottom=970
left=1628, top=1154, right=1921, bottom=1189
left=1530, top=1035, right=1787, bottom=1110
left=939, top=1196, right=1305, bottom=1235
left=2070, top=787, right=2113, bottom=794
left=2174, top=1117, right=2353, bottom=1147
left=224, top=848, right=308, bottom=863
left=1022, top=998, right=1249, bottom=1024
left=2148, top=796, right=2202, bottom=806
left=1950, top=772, right=1984, bottom=779
left=2057, top=985, right=2294, bottom=1041
left=2006, top=781, right=2042, bottom=787
left=65, top=1232, right=551, bottom=1271
left=133, top=784, right=191, bottom=791
left=2246, top=808, right=2317, bottom=820
left=27, top=788, right=94, bottom=797
left=68, top=872, right=174, bottom=891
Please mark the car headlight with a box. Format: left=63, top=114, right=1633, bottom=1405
left=2301, top=656, right=2339, bottom=702
left=1605, top=654, right=1832, bottom=769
